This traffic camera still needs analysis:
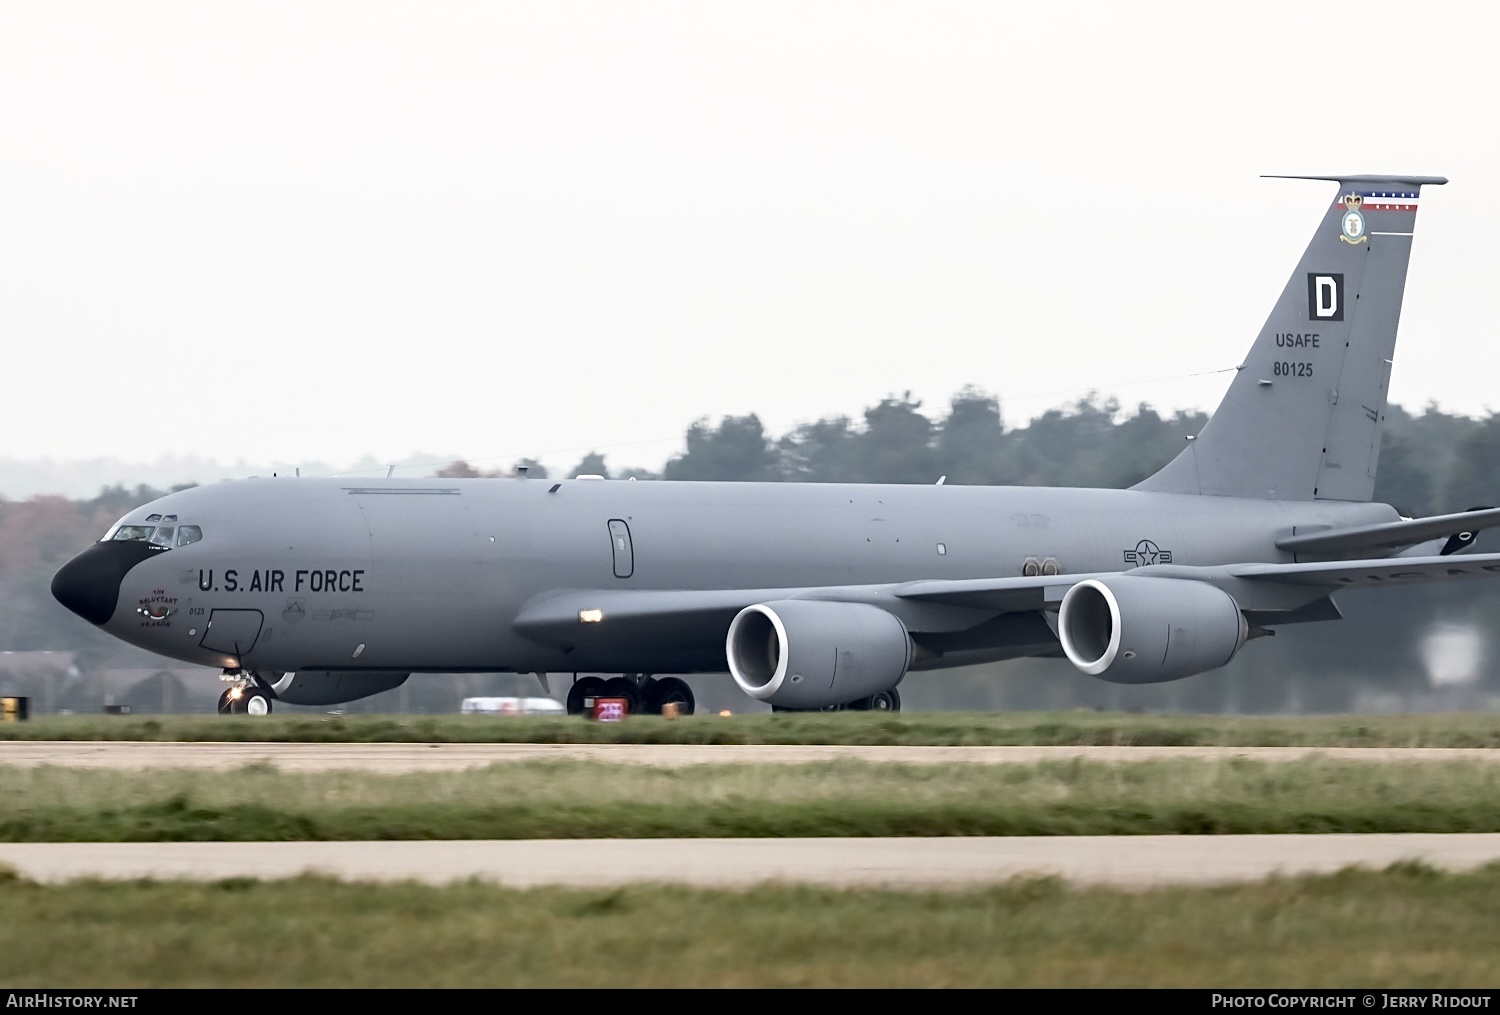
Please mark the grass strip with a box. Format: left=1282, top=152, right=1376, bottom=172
left=2, top=758, right=1499, bottom=840
left=5, top=710, right=1500, bottom=746
left=0, top=861, right=1496, bottom=987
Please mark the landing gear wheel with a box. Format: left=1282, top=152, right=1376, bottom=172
left=222, top=685, right=272, bottom=715
left=603, top=676, right=641, bottom=715
left=237, top=691, right=272, bottom=716
left=566, top=676, right=607, bottom=716
left=645, top=677, right=694, bottom=716
left=852, top=688, right=901, bottom=712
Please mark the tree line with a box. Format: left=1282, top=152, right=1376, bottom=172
left=443, top=390, right=1496, bottom=519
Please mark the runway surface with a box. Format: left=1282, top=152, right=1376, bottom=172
left=2, top=834, right=1498, bottom=888
left=3, top=741, right=1498, bottom=772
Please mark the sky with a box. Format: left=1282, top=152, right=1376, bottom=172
left=2, top=1, right=1497, bottom=492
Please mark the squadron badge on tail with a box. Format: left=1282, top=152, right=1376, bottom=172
left=1338, top=193, right=1367, bottom=244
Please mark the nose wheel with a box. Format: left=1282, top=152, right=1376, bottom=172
left=217, top=675, right=274, bottom=715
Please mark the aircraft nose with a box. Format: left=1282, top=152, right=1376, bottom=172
left=51, top=541, right=163, bottom=626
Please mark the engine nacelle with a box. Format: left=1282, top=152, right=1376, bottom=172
left=265, top=670, right=410, bottom=706
left=726, top=600, right=910, bottom=709
left=1057, top=576, right=1247, bottom=684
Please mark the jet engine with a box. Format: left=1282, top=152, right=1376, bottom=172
left=265, top=670, right=410, bottom=706
left=726, top=600, right=910, bottom=709
left=1057, top=576, right=1247, bottom=684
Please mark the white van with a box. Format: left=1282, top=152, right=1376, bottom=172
left=460, top=696, right=566, bottom=716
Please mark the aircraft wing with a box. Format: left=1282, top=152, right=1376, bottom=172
left=512, top=580, right=1047, bottom=648
left=515, top=574, right=1108, bottom=648
left=1275, top=507, right=1500, bottom=556
left=515, top=587, right=799, bottom=641
left=891, top=553, right=1500, bottom=611
left=515, top=552, right=1500, bottom=649
left=887, top=574, right=1094, bottom=612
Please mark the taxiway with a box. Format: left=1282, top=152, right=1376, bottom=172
left=1, top=834, right=1498, bottom=888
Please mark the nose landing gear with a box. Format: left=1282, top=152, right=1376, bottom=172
left=217, top=671, right=274, bottom=716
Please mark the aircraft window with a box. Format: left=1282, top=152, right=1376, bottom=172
left=149, top=526, right=176, bottom=547
left=177, top=525, right=204, bottom=546
left=145, top=514, right=162, bottom=522
left=163, top=514, right=178, bottom=522
left=111, top=525, right=156, bottom=542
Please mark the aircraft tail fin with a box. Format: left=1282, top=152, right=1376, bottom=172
left=1134, top=174, right=1445, bottom=502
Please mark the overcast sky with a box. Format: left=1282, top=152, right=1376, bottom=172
left=2, top=1, right=1496, bottom=485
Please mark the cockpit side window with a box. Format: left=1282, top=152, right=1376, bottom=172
left=149, top=526, right=176, bottom=547
left=110, top=525, right=156, bottom=542
left=177, top=525, right=203, bottom=546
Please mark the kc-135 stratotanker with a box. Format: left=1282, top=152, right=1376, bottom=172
left=52, top=174, right=1500, bottom=715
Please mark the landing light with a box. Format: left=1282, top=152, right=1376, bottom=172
left=578, top=609, right=604, bottom=623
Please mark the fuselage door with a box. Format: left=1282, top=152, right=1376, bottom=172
left=199, top=608, right=265, bottom=659
left=607, top=519, right=634, bottom=579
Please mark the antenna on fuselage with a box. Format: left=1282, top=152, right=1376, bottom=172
left=386, top=465, right=395, bottom=478
left=936, top=476, right=947, bottom=485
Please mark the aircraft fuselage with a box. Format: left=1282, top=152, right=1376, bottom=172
left=62, top=476, right=1397, bottom=676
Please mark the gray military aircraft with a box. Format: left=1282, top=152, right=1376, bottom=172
left=51, top=174, right=1500, bottom=716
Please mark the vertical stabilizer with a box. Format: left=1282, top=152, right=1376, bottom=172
left=1135, top=175, right=1444, bottom=501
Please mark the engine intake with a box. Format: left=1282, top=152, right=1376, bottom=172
left=266, top=670, right=410, bottom=706
left=726, top=600, right=910, bottom=709
left=1057, top=576, right=1247, bottom=684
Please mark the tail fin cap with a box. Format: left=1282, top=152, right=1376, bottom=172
left=1263, top=174, right=1447, bottom=186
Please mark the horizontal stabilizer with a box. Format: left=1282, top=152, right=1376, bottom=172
left=1229, top=552, right=1500, bottom=587
left=1276, top=507, right=1500, bottom=555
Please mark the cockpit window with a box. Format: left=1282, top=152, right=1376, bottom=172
left=145, top=514, right=162, bottom=522
left=101, top=520, right=204, bottom=545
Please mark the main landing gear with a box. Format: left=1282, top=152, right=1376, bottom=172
left=772, top=688, right=902, bottom=713
left=217, top=671, right=274, bottom=716
left=565, top=674, right=695, bottom=717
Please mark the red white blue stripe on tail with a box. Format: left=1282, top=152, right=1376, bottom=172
left=1338, top=190, right=1420, bottom=212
